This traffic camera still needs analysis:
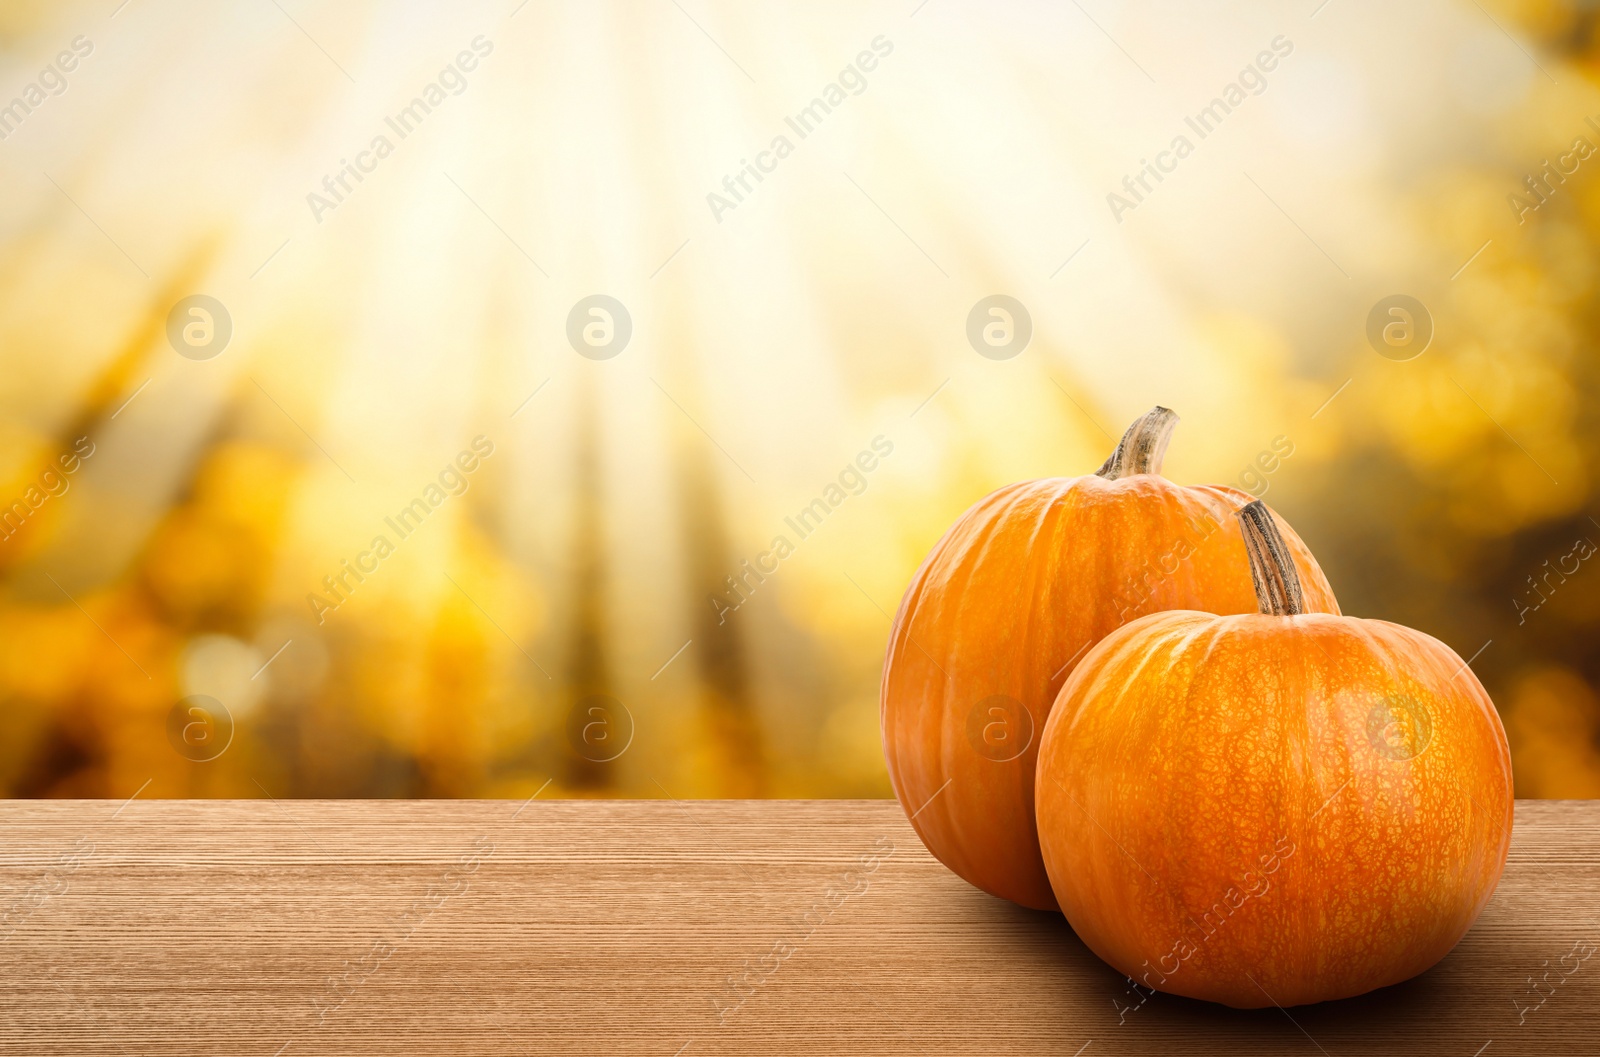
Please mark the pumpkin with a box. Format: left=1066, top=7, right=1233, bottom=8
left=1035, top=500, right=1514, bottom=1006
left=881, top=408, right=1340, bottom=910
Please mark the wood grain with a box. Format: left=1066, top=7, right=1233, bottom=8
left=0, top=799, right=1595, bottom=1055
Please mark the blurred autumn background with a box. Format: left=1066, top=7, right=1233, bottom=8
left=0, top=0, right=1597, bottom=801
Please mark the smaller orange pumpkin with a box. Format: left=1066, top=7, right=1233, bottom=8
left=1035, top=501, right=1513, bottom=1008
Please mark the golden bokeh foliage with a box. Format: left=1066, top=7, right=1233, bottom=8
left=0, top=0, right=1597, bottom=799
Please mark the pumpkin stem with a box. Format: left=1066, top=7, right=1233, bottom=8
left=1095, top=406, right=1179, bottom=479
left=1237, top=500, right=1306, bottom=616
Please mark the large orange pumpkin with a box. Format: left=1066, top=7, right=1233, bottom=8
left=881, top=408, right=1340, bottom=910
left=1035, top=501, right=1514, bottom=1006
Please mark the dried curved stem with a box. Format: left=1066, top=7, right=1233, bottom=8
left=1237, top=499, right=1305, bottom=616
left=1095, top=406, right=1179, bottom=479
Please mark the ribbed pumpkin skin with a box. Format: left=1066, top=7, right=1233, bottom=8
left=881, top=474, right=1339, bottom=910
left=1035, top=611, right=1514, bottom=1006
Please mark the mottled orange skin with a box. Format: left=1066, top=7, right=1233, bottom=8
left=881, top=474, right=1339, bottom=910
left=1036, top=611, right=1514, bottom=1007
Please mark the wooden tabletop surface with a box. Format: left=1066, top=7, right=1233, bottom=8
left=0, top=798, right=1595, bottom=1055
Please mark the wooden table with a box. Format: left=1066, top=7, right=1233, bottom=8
left=0, top=799, right=1594, bottom=1055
